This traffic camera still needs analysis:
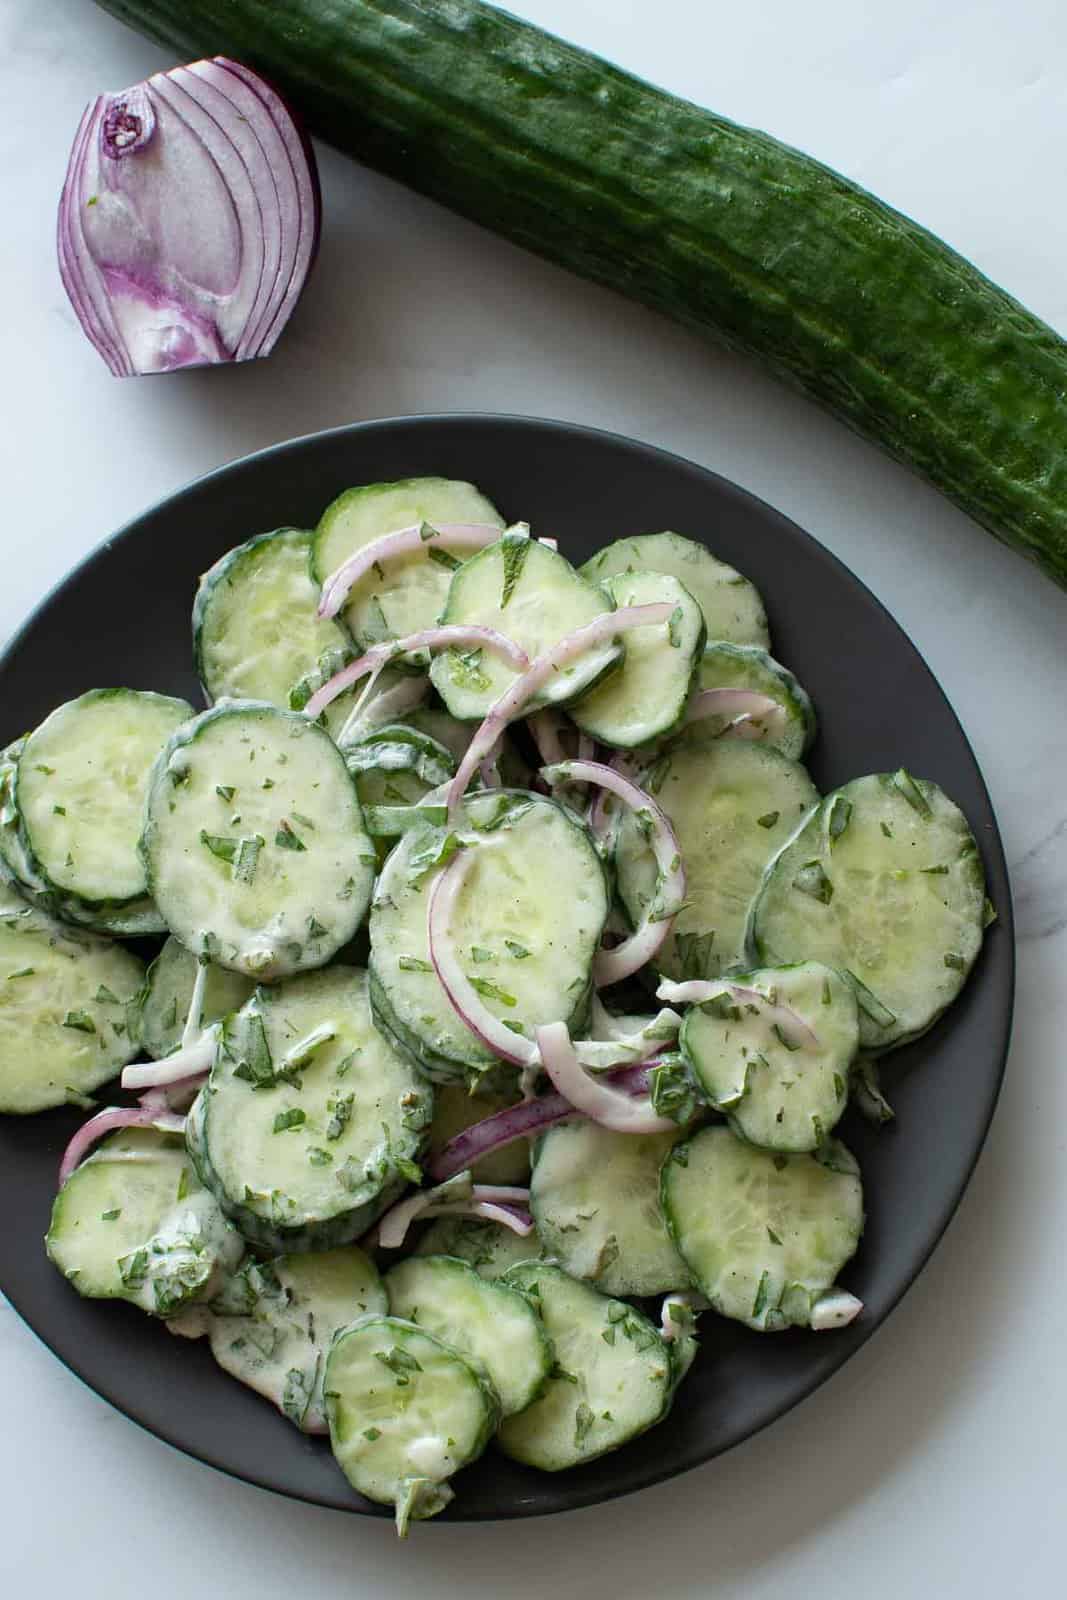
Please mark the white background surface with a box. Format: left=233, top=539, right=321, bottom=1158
left=3, top=1, right=1066, bottom=1593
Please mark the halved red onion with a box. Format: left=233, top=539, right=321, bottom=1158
left=810, top=1290, right=864, bottom=1331
left=121, top=1027, right=218, bottom=1091
left=656, top=978, right=819, bottom=1050
left=429, top=1062, right=652, bottom=1182
left=58, top=58, right=319, bottom=375
left=542, top=759, right=686, bottom=986
left=318, top=524, right=503, bottom=621
left=375, top=1174, right=533, bottom=1250
left=446, top=604, right=673, bottom=823
left=536, top=1022, right=675, bottom=1134
left=58, top=1105, right=186, bottom=1187
left=427, top=847, right=539, bottom=1069
left=685, top=688, right=788, bottom=740
left=304, top=626, right=531, bottom=721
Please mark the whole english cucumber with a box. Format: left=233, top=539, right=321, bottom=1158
left=97, top=0, right=1067, bottom=590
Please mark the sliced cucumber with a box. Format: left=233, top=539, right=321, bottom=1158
left=569, top=571, right=705, bottom=748
left=369, top=790, right=609, bottom=1085
left=9, top=690, right=191, bottom=925
left=661, top=1125, right=864, bottom=1332
left=580, top=532, right=769, bottom=648
left=141, top=702, right=376, bottom=981
left=344, top=724, right=455, bottom=808
left=749, top=773, right=987, bottom=1051
left=192, top=967, right=432, bottom=1251
left=193, top=525, right=359, bottom=739
left=46, top=1127, right=242, bottom=1316
left=203, top=1247, right=386, bottom=1431
left=325, top=1314, right=500, bottom=1532
left=413, top=1215, right=542, bottom=1278
left=312, top=477, right=504, bottom=651
left=429, top=535, right=620, bottom=721
left=529, top=1120, right=691, bottom=1297
left=0, top=910, right=143, bottom=1114
left=496, top=1262, right=673, bottom=1471
left=616, top=742, right=818, bottom=981
left=685, top=642, right=816, bottom=760
left=137, top=935, right=255, bottom=1060
left=427, top=1081, right=530, bottom=1185
left=680, top=962, right=858, bottom=1152
left=385, top=1254, right=550, bottom=1416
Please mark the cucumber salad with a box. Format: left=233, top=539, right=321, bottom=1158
left=0, top=478, right=992, bottom=1532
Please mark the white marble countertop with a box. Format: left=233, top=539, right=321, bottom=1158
left=3, top=1, right=1065, bottom=1594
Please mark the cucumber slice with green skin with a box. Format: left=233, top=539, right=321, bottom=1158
left=192, top=967, right=432, bottom=1252
left=141, top=701, right=376, bottom=981
left=385, top=1254, right=551, bottom=1416
left=680, top=962, right=858, bottom=1153
left=8, top=691, right=192, bottom=926
left=197, top=1247, right=387, bottom=1432
left=496, top=1262, right=673, bottom=1471
left=47, top=1127, right=242, bottom=1316
left=429, top=536, right=621, bottom=721
left=369, top=789, right=608, bottom=1086
left=193, top=526, right=359, bottom=740
left=325, top=1314, right=500, bottom=1533
left=0, top=910, right=144, bottom=1114
left=312, top=477, right=505, bottom=653
left=413, top=1215, right=542, bottom=1278
left=661, top=1125, right=864, bottom=1333
left=529, top=1120, right=691, bottom=1297
left=685, top=643, right=816, bottom=761
left=749, top=773, right=986, bottom=1052
left=580, top=533, right=769, bottom=648
left=427, top=1081, right=530, bottom=1185
left=616, top=742, right=818, bottom=982
left=136, top=935, right=255, bottom=1061
left=569, top=571, right=705, bottom=749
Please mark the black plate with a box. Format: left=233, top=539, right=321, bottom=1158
left=0, top=414, right=1013, bottom=1521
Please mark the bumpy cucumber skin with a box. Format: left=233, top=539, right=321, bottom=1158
left=95, top=0, right=1067, bottom=590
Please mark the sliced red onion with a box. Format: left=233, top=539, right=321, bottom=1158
left=685, top=688, right=788, bottom=740
left=478, top=734, right=503, bottom=789
left=58, top=58, right=319, bottom=375
left=428, top=1062, right=652, bottom=1182
left=318, top=524, right=503, bottom=621
left=576, top=734, right=597, bottom=762
left=537, top=1022, right=675, bottom=1134
left=59, top=1105, right=186, bottom=1187
left=589, top=751, right=640, bottom=841
left=542, top=760, right=686, bottom=985
left=304, top=626, right=530, bottom=721
left=138, top=1075, right=207, bottom=1113
left=121, top=1027, right=218, bottom=1091
left=810, top=1290, right=864, bottom=1331
left=446, top=604, right=673, bottom=823
left=375, top=1174, right=533, bottom=1250
left=427, top=847, right=539, bottom=1069
left=655, top=978, right=819, bottom=1050
left=526, top=709, right=569, bottom=769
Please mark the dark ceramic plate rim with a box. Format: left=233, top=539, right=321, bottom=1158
left=0, top=414, right=1014, bottom=1522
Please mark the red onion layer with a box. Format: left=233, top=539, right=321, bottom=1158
left=304, top=626, right=530, bottom=721
left=318, top=524, right=503, bottom=621
left=59, top=1105, right=186, bottom=1187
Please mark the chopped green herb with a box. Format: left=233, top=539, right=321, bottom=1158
left=880, top=821, right=894, bottom=839
left=427, top=546, right=461, bottom=571
left=398, top=955, right=433, bottom=973
left=232, top=833, right=264, bottom=885
left=101, top=1209, right=121, bottom=1222
left=7, top=967, right=35, bottom=980
left=891, top=769, right=932, bottom=818
left=827, top=795, right=852, bottom=843
left=94, top=985, right=119, bottom=1005
left=793, top=860, right=833, bottom=903
left=500, top=532, right=531, bottom=607
left=573, top=1402, right=595, bottom=1448
left=363, top=1427, right=382, bottom=1441
left=326, top=1093, right=354, bottom=1141
left=471, top=945, right=494, bottom=963
left=766, top=1226, right=782, bottom=1246
left=921, top=864, right=949, bottom=875
left=504, top=939, right=530, bottom=960
left=200, top=830, right=238, bottom=864
left=273, top=1108, right=307, bottom=1134
left=177, top=1168, right=191, bottom=1202
left=62, top=1010, right=96, bottom=1034
left=674, top=929, right=716, bottom=980
left=215, top=785, right=235, bottom=802
left=306, top=916, right=328, bottom=940
left=752, top=1270, right=771, bottom=1320
left=282, top=1367, right=315, bottom=1426
left=468, top=976, right=517, bottom=1007
left=376, top=1346, right=422, bottom=1385
left=757, top=811, right=780, bottom=829
left=274, top=819, right=306, bottom=851
left=308, top=1147, right=333, bottom=1166
left=419, top=520, right=440, bottom=542
left=52, top=804, right=66, bottom=816
left=943, top=952, right=966, bottom=971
